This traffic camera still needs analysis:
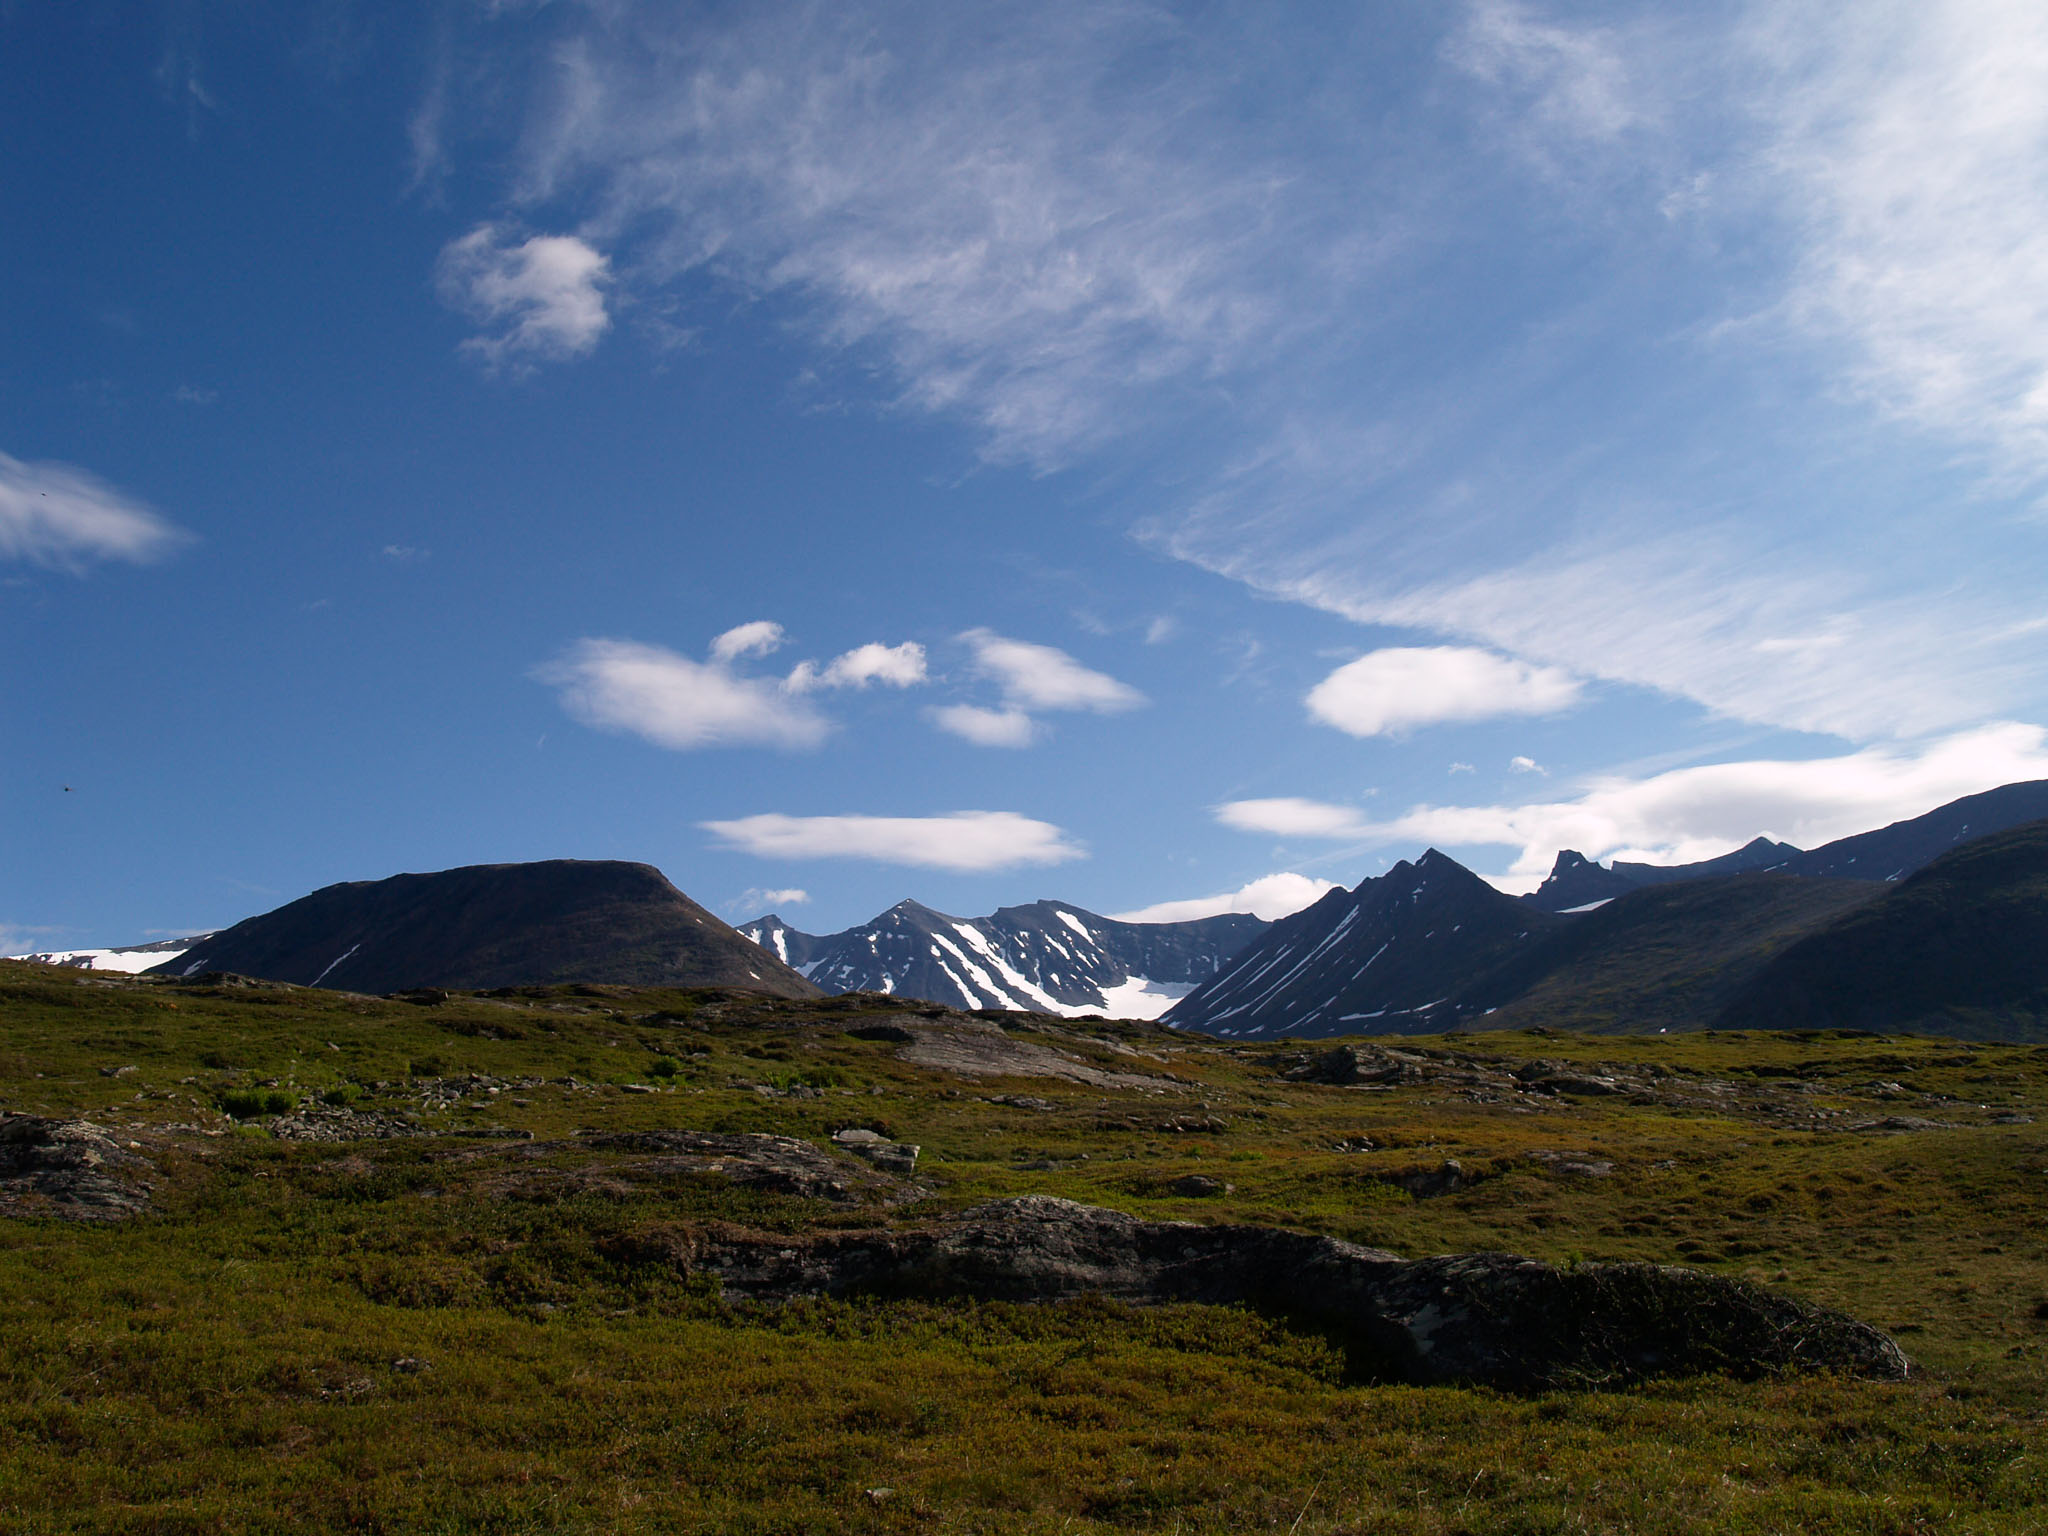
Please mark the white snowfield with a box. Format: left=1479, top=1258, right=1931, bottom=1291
left=8, top=944, right=193, bottom=974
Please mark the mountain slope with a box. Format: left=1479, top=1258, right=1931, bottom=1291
left=738, top=900, right=1265, bottom=1019
left=1525, top=780, right=2048, bottom=911
left=1468, top=874, right=1884, bottom=1034
left=1715, top=819, right=2048, bottom=1037
left=150, top=861, right=822, bottom=998
left=1163, top=851, right=1562, bottom=1038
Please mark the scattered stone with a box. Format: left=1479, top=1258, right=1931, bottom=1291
left=1526, top=1150, right=1616, bottom=1177
left=687, top=1196, right=1910, bottom=1390
left=894, top=1018, right=1170, bottom=1090
left=569, top=1129, right=911, bottom=1203
left=0, top=1114, right=153, bottom=1221
left=271, top=1105, right=418, bottom=1141
left=1168, top=1174, right=1232, bottom=1197
left=1849, top=1116, right=1962, bottom=1133
left=832, top=1128, right=921, bottom=1175
left=99, top=1065, right=139, bottom=1079
left=846, top=1023, right=917, bottom=1044
left=1378, top=1159, right=1478, bottom=1199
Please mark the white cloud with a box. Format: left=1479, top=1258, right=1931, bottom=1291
left=1448, top=0, right=1643, bottom=144
left=1510, top=755, right=1544, bottom=774
left=1275, top=721, right=2048, bottom=889
left=448, top=0, right=2048, bottom=744
left=534, top=638, right=829, bottom=750
left=1307, top=646, right=1582, bottom=737
left=1111, top=872, right=1341, bottom=925
left=701, top=811, right=1084, bottom=872
left=737, top=887, right=809, bottom=913
left=786, top=641, right=927, bottom=692
left=381, top=544, right=430, bottom=565
left=1215, top=798, right=1372, bottom=839
left=710, top=620, right=788, bottom=663
left=930, top=703, right=1037, bottom=748
left=1746, top=0, right=2048, bottom=484
left=0, top=451, right=186, bottom=571
left=962, top=629, right=1144, bottom=713
left=436, top=223, right=611, bottom=366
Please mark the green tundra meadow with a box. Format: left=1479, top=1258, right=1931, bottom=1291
left=1, top=961, right=2044, bottom=1534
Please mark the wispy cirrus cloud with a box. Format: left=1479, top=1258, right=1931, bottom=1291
left=0, top=451, right=187, bottom=571
left=1218, top=721, right=2048, bottom=888
left=702, top=811, right=1084, bottom=872
left=449, top=0, right=2048, bottom=741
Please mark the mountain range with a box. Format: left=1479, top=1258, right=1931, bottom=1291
left=737, top=900, right=1266, bottom=1019
left=2, top=778, right=2034, bottom=1043
left=1524, top=779, right=2048, bottom=910
left=1166, top=791, right=2048, bottom=1042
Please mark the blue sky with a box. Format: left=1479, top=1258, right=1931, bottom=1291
left=8, top=0, right=2048, bottom=950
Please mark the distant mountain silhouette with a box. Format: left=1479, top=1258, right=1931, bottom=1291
left=150, top=860, right=821, bottom=997
left=1524, top=780, right=2048, bottom=911
left=1715, top=819, right=2048, bottom=1038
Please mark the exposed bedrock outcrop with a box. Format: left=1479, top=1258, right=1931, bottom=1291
left=688, top=1195, right=1910, bottom=1390
left=0, top=1114, right=153, bottom=1220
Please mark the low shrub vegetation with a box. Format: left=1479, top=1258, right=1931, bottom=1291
left=1, top=960, right=2043, bottom=1532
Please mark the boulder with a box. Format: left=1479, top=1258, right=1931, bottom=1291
left=0, top=1114, right=153, bottom=1221
left=687, top=1196, right=1909, bottom=1390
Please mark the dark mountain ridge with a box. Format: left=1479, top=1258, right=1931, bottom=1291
left=150, top=861, right=821, bottom=998
left=1524, top=779, right=2048, bottom=912
left=1716, top=819, right=2048, bottom=1038
left=1162, top=851, right=1562, bottom=1038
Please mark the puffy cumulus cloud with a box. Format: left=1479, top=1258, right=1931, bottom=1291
left=436, top=224, right=611, bottom=366
left=700, top=811, right=1084, bottom=872
left=963, top=629, right=1145, bottom=713
left=711, top=620, right=788, bottom=663
left=0, top=451, right=187, bottom=571
left=786, top=641, right=927, bottom=692
left=1248, top=721, right=2048, bottom=890
left=929, top=704, right=1037, bottom=748
left=534, top=638, right=830, bottom=750
left=1215, top=798, right=1372, bottom=839
left=1111, top=872, right=1342, bottom=924
left=539, top=625, right=930, bottom=750
left=737, top=887, right=809, bottom=913
left=1307, top=646, right=1583, bottom=738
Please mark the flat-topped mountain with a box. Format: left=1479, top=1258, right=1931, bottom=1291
left=149, top=861, right=821, bottom=998
left=739, top=899, right=1266, bottom=1019
left=1524, top=780, right=2048, bottom=911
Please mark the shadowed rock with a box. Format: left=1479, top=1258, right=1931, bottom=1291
left=689, top=1195, right=1910, bottom=1390
left=0, top=1114, right=153, bottom=1221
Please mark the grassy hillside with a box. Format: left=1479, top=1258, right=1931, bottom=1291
left=1721, top=819, right=2048, bottom=1037
left=1472, top=874, right=1883, bottom=1034
left=2, top=961, right=2045, bottom=1533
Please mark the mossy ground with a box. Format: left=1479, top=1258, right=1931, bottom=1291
left=2, top=962, right=2044, bottom=1533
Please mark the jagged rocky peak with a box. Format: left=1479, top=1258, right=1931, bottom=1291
left=736, top=895, right=1269, bottom=1020
left=1164, top=849, right=1564, bottom=1040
